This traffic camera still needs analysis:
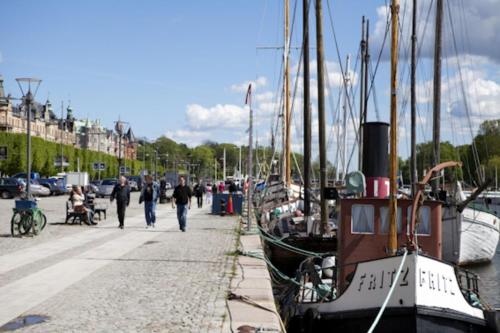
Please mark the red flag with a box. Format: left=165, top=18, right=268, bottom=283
left=245, top=83, right=252, bottom=105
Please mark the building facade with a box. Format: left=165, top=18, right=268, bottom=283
left=0, top=75, right=137, bottom=160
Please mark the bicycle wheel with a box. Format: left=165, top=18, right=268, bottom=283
left=10, top=211, right=21, bottom=236
left=32, top=210, right=47, bottom=235
left=19, top=212, right=34, bottom=236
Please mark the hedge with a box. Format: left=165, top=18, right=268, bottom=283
left=0, top=132, right=145, bottom=179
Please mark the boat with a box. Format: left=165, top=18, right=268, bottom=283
left=255, top=0, right=337, bottom=277
left=283, top=1, right=499, bottom=332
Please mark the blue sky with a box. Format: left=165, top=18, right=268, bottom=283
left=1, top=0, right=499, bottom=168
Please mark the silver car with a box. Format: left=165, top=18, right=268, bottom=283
left=96, top=179, right=117, bottom=198
left=17, top=179, right=51, bottom=197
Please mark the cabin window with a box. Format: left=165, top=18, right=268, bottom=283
left=406, top=206, right=431, bottom=236
left=380, top=207, right=402, bottom=234
left=351, top=204, right=374, bottom=234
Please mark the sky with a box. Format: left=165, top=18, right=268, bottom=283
left=1, top=0, right=500, bottom=170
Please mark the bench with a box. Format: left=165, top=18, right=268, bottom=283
left=65, top=201, right=87, bottom=225
left=89, top=198, right=107, bottom=221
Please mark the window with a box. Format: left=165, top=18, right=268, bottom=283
left=407, top=206, right=431, bottom=236
left=351, top=204, right=375, bottom=234
left=380, top=207, right=403, bottom=234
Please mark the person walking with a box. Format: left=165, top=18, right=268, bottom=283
left=139, top=175, right=159, bottom=229
left=110, top=175, right=130, bottom=229
left=172, top=175, right=192, bottom=232
left=193, top=181, right=204, bottom=208
left=205, top=183, right=213, bottom=205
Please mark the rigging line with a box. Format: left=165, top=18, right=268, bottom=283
left=457, top=0, right=490, bottom=165
left=325, top=0, right=359, bottom=145
left=368, top=62, right=381, bottom=121
left=446, top=3, right=483, bottom=182
left=365, top=1, right=391, bottom=111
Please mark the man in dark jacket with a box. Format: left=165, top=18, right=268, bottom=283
left=139, top=175, right=160, bottom=228
left=110, top=175, right=130, bottom=229
left=193, top=181, right=204, bottom=208
left=172, top=176, right=192, bottom=232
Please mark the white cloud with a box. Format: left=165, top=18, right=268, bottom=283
left=230, top=76, right=267, bottom=93
left=165, top=129, right=211, bottom=147
left=186, top=103, right=249, bottom=130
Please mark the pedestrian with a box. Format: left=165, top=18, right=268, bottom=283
left=205, top=183, right=213, bottom=205
left=172, top=175, right=192, bottom=232
left=110, top=175, right=130, bottom=229
left=139, top=175, right=159, bottom=229
left=218, top=181, right=225, bottom=193
left=212, top=183, right=217, bottom=195
left=193, top=181, right=204, bottom=208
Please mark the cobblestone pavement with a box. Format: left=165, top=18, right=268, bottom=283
left=0, top=195, right=238, bottom=333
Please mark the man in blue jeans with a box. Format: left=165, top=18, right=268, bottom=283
left=139, top=175, right=160, bottom=229
left=172, top=176, right=192, bottom=232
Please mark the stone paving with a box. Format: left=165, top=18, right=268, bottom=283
left=0, top=195, right=239, bottom=333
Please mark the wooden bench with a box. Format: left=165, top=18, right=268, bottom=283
left=65, top=201, right=87, bottom=225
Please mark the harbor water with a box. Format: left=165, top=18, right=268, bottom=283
left=469, top=243, right=500, bottom=307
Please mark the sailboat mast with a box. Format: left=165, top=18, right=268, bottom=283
left=342, top=55, right=351, bottom=179
left=315, top=0, right=328, bottom=233
left=285, top=0, right=291, bottom=186
left=432, top=0, right=443, bottom=194
left=358, top=17, right=366, bottom=171
left=411, top=0, right=418, bottom=196
left=389, top=0, right=400, bottom=255
left=303, top=0, right=311, bottom=218
left=363, top=20, right=370, bottom=123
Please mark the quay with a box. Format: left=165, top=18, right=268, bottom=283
left=0, top=193, right=280, bottom=333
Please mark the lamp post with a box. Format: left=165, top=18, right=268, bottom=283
left=16, top=78, right=42, bottom=199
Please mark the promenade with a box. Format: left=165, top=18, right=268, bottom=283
left=0, top=193, right=238, bottom=332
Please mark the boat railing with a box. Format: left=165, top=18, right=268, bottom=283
left=455, top=267, right=482, bottom=308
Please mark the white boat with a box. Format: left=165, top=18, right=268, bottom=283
left=293, top=253, right=495, bottom=332
left=442, top=184, right=500, bottom=265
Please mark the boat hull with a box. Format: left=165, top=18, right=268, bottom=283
left=289, top=306, right=494, bottom=333
left=442, top=206, right=499, bottom=265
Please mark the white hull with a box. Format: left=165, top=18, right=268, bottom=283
left=442, top=206, right=499, bottom=265
left=295, top=253, right=488, bottom=331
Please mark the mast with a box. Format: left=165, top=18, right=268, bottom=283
left=388, top=0, right=400, bottom=255
left=284, top=0, right=292, bottom=186
left=303, top=0, right=311, bottom=218
left=431, top=0, right=443, bottom=194
left=315, top=0, right=328, bottom=234
left=358, top=17, right=366, bottom=171
left=246, top=84, right=254, bottom=230
left=363, top=20, right=370, bottom=124
left=410, top=0, right=417, bottom=196
left=341, top=55, right=351, bottom=180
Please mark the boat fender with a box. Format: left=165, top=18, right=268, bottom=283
left=321, top=256, right=336, bottom=278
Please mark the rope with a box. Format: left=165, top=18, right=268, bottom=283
left=256, top=225, right=333, bottom=258
left=367, top=249, right=408, bottom=333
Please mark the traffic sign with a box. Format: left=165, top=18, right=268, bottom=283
left=93, top=162, right=106, bottom=171
left=119, top=166, right=131, bottom=174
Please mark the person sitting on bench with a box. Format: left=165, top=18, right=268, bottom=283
left=70, top=185, right=96, bottom=225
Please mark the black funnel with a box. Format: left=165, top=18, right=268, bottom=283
left=362, top=122, right=389, bottom=178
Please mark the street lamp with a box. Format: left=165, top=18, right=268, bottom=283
left=16, top=78, right=42, bottom=199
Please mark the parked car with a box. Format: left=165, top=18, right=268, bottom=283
left=16, top=179, right=51, bottom=197
left=0, top=178, right=25, bottom=199
left=96, top=179, right=117, bottom=198
left=127, top=176, right=143, bottom=191
left=88, top=180, right=101, bottom=194
left=128, top=179, right=138, bottom=191
left=12, top=172, right=67, bottom=195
